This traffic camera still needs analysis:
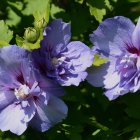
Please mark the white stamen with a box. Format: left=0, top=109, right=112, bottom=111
left=15, top=84, right=30, bottom=100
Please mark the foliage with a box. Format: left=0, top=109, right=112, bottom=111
left=0, top=0, right=140, bottom=139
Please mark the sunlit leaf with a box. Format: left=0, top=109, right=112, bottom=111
left=0, top=20, right=13, bottom=44
left=87, top=0, right=106, bottom=22
left=93, top=54, right=108, bottom=66
left=23, top=0, right=50, bottom=23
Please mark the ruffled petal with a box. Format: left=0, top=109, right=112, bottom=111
left=30, top=93, right=67, bottom=132
left=65, top=41, right=93, bottom=72
left=90, top=16, right=135, bottom=57
left=104, top=85, right=129, bottom=101
left=41, top=19, right=71, bottom=55
left=132, top=17, right=140, bottom=50
left=59, top=71, right=88, bottom=86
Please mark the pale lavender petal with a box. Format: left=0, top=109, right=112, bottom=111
left=104, top=72, right=120, bottom=89
left=65, top=41, right=93, bottom=72
left=41, top=19, right=71, bottom=54
left=36, top=72, right=65, bottom=96
left=60, top=71, right=88, bottom=86
left=0, top=104, right=27, bottom=135
left=132, top=17, right=140, bottom=50
left=104, top=85, right=129, bottom=100
left=86, top=63, right=109, bottom=87
left=87, top=56, right=116, bottom=88
left=90, top=16, right=135, bottom=57
left=0, top=91, right=15, bottom=110
left=0, top=45, right=29, bottom=64
left=30, top=93, right=67, bottom=132
left=22, top=99, right=36, bottom=122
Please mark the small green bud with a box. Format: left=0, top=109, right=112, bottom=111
left=24, top=27, right=39, bottom=43
left=34, top=18, right=47, bottom=29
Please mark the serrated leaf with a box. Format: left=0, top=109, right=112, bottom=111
left=5, top=1, right=23, bottom=27
left=23, top=0, right=50, bottom=23
left=93, top=54, right=108, bottom=66
left=50, top=4, right=65, bottom=19
left=0, top=20, right=13, bottom=44
left=16, top=35, right=24, bottom=46
left=87, top=0, right=106, bottom=22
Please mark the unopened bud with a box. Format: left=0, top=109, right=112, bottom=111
left=24, top=27, right=39, bottom=43
left=34, top=18, right=47, bottom=29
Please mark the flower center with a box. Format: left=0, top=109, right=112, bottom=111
left=51, top=57, right=59, bottom=65
left=116, top=53, right=138, bottom=78
left=15, top=84, right=30, bottom=100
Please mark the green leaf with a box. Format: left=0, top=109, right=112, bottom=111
left=16, top=35, right=24, bottom=46
left=0, top=40, right=9, bottom=48
left=93, top=54, right=108, bottom=66
left=105, top=0, right=113, bottom=10
left=5, top=1, right=22, bottom=27
left=87, top=0, right=112, bottom=22
left=23, top=0, right=50, bottom=23
left=0, top=20, right=13, bottom=45
left=87, top=0, right=106, bottom=22
left=50, top=4, right=65, bottom=19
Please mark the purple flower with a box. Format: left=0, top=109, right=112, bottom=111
left=87, top=16, right=140, bottom=100
left=0, top=45, right=67, bottom=135
left=32, top=19, right=93, bottom=86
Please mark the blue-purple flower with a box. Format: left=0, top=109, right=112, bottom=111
left=87, top=16, right=140, bottom=100
left=32, top=19, right=93, bottom=86
left=0, top=45, right=67, bottom=135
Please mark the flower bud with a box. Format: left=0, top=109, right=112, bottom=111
left=34, top=18, right=47, bottom=29
left=24, top=27, right=39, bottom=43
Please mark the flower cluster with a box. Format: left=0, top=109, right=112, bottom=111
left=1, top=15, right=139, bottom=135
left=0, top=19, right=93, bottom=135
left=87, top=16, right=140, bottom=100
left=32, top=19, right=93, bottom=86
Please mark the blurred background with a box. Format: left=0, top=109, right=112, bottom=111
left=0, top=0, right=140, bottom=139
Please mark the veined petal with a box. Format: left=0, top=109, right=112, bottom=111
left=104, top=85, right=129, bottom=100
left=104, top=72, right=120, bottom=89
left=41, top=19, right=71, bottom=55
left=22, top=99, right=36, bottom=122
left=30, top=93, right=67, bottom=132
left=0, top=45, right=29, bottom=64
left=0, top=91, right=15, bottom=110
left=132, top=17, right=140, bottom=50
left=38, top=77, right=65, bottom=96
left=65, top=41, right=93, bottom=72
left=59, top=71, right=88, bottom=86
left=90, top=16, right=135, bottom=57
left=0, top=104, right=27, bottom=135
